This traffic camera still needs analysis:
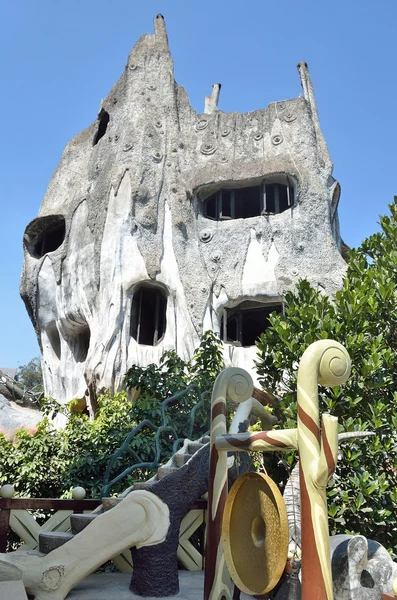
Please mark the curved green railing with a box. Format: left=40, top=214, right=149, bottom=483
left=101, top=384, right=209, bottom=498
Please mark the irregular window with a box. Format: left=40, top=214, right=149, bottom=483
left=330, top=183, right=341, bottom=243
left=62, top=319, right=91, bottom=363
left=264, top=182, right=291, bottom=214
left=24, top=215, right=66, bottom=259
left=45, top=321, right=61, bottom=360
left=204, top=176, right=294, bottom=220
left=234, top=186, right=262, bottom=218
left=75, top=324, right=91, bottom=363
left=130, top=287, right=167, bottom=346
left=93, top=109, right=110, bottom=146
left=221, top=301, right=283, bottom=347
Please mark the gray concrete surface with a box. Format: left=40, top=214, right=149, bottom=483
left=0, top=579, right=28, bottom=600
left=67, top=571, right=217, bottom=600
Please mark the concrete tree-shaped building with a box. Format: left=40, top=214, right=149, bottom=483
left=21, top=15, right=346, bottom=412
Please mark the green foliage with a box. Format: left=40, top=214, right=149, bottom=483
left=255, top=198, right=397, bottom=556
left=0, top=332, right=224, bottom=500
left=0, top=419, right=67, bottom=498
left=124, top=330, right=224, bottom=442
left=15, top=357, right=43, bottom=393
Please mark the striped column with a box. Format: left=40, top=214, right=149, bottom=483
left=297, top=340, right=351, bottom=600
left=204, top=368, right=253, bottom=600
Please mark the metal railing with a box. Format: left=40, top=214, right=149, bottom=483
left=101, top=384, right=209, bottom=498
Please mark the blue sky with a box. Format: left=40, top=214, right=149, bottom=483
left=1, top=0, right=396, bottom=368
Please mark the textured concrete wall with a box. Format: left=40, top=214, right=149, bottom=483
left=20, top=15, right=346, bottom=409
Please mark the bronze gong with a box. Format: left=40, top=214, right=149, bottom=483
left=222, top=471, right=289, bottom=595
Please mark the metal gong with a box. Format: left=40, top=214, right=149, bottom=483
left=222, top=471, right=289, bottom=596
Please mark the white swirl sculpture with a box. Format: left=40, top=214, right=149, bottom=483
left=0, top=490, right=169, bottom=600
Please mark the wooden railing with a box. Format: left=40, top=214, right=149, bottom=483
left=0, top=486, right=207, bottom=572
left=0, top=497, right=101, bottom=553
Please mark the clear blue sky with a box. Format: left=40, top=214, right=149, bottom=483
left=1, top=0, right=396, bottom=367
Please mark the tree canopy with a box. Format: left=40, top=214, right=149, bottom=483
left=256, top=197, right=397, bottom=556
left=16, top=357, right=43, bottom=393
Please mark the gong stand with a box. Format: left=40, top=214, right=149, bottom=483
left=204, top=339, right=351, bottom=600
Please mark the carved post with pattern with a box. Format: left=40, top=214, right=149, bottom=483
left=297, top=340, right=351, bottom=600
left=204, top=368, right=254, bottom=600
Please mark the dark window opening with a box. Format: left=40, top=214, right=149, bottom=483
left=264, top=183, right=291, bottom=214
left=93, top=109, right=110, bottom=146
left=220, top=190, right=232, bottom=218
left=75, top=325, right=90, bottom=363
left=221, top=302, right=283, bottom=347
left=62, top=319, right=91, bottom=363
left=264, top=184, right=275, bottom=213
left=226, top=314, right=238, bottom=343
left=69, top=324, right=90, bottom=363
left=33, top=221, right=66, bottom=258
left=204, top=178, right=294, bottom=220
left=206, top=195, right=217, bottom=219
left=234, top=186, right=262, bottom=219
left=131, top=287, right=167, bottom=346
left=46, top=322, right=61, bottom=360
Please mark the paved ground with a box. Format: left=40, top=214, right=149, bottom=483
left=67, top=571, right=208, bottom=600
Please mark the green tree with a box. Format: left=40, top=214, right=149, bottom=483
left=0, top=332, right=224, bottom=500
left=255, top=198, right=397, bottom=556
left=16, top=357, right=43, bottom=393
left=124, top=330, right=224, bottom=444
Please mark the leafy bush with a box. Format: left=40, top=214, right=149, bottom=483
left=0, top=419, right=67, bottom=498
left=0, top=332, right=224, bottom=499
left=124, top=330, right=224, bottom=444
left=256, top=198, right=397, bottom=556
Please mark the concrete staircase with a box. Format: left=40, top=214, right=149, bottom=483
left=39, top=435, right=210, bottom=554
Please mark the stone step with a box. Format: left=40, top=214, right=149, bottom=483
left=173, top=453, right=192, bottom=468
left=132, top=480, right=156, bottom=490
left=157, top=466, right=179, bottom=479
left=39, top=531, right=74, bottom=554
left=102, top=497, right=123, bottom=511
left=187, top=442, right=204, bottom=455
left=71, top=513, right=98, bottom=534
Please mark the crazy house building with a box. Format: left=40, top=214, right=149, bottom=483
left=20, top=15, right=346, bottom=412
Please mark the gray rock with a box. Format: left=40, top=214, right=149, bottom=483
left=0, top=394, right=42, bottom=438
left=331, top=534, right=397, bottom=600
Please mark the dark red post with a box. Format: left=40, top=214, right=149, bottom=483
left=0, top=508, right=11, bottom=552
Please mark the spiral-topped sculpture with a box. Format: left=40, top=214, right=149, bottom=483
left=205, top=341, right=352, bottom=600
left=204, top=368, right=253, bottom=600
left=297, top=340, right=351, bottom=600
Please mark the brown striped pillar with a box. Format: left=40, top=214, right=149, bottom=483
left=297, top=340, right=351, bottom=600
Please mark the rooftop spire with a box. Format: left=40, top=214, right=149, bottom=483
left=154, top=14, right=169, bottom=48
left=297, top=62, right=332, bottom=171
left=204, top=83, right=221, bottom=114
